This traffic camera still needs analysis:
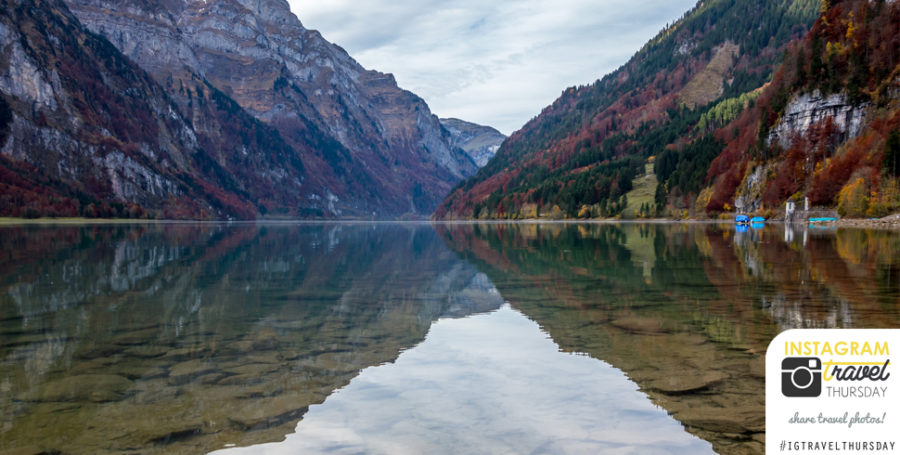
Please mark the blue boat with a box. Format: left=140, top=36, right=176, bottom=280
left=735, top=215, right=750, bottom=224
left=751, top=216, right=765, bottom=223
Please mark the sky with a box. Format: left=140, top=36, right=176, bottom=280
left=286, top=0, right=698, bottom=135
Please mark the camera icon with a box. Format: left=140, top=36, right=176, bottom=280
left=782, top=357, right=822, bottom=397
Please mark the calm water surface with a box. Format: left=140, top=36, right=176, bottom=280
left=1, top=222, right=898, bottom=454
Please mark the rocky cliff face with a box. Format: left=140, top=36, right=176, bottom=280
left=703, top=0, right=900, bottom=216
left=440, top=118, right=505, bottom=167
left=726, top=92, right=869, bottom=213
left=0, top=0, right=283, bottom=219
left=767, top=91, right=867, bottom=149
left=63, top=0, right=477, bottom=217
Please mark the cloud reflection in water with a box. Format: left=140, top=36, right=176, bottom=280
left=215, top=304, right=713, bottom=454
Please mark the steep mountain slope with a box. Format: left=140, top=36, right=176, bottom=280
left=435, top=0, right=819, bottom=219
left=703, top=0, right=900, bottom=218
left=0, top=0, right=295, bottom=219
left=63, top=0, right=477, bottom=217
left=440, top=118, right=506, bottom=167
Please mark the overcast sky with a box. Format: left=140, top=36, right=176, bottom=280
left=287, top=0, right=698, bottom=135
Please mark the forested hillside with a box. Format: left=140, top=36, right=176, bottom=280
left=704, top=0, right=900, bottom=218
left=434, top=0, right=822, bottom=219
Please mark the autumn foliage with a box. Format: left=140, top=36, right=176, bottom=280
left=0, top=155, right=150, bottom=219
left=436, top=0, right=817, bottom=219
left=705, top=0, right=900, bottom=215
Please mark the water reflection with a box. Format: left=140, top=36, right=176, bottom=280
left=1, top=222, right=898, bottom=455
left=215, top=305, right=713, bottom=455
left=436, top=222, right=900, bottom=454
left=0, top=223, right=501, bottom=454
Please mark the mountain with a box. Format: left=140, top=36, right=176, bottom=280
left=440, top=118, right=506, bottom=167
left=63, top=0, right=477, bottom=218
left=702, top=0, right=900, bottom=218
left=0, top=0, right=478, bottom=219
left=0, top=0, right=278, bottom=219
left=435, top=0, right=821, bottom=219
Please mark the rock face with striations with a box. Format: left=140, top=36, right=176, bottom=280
left=0, top=0, right=479, bottom=219
left=0, top=0, right=286, bottom=219
left=62, top=0, right=477, bottom=217
left=440, top=118, right=505, bottom=168
left=767, top=91, right=868, bottom=150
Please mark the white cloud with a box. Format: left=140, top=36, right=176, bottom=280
left=288, top=0, right=697, bottom=135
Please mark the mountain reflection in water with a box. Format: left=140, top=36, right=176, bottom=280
left=436, top=222, right=900, bottom=454
left=0, top=223, right=500, bottom=454
left=0, top=222, right=898, bottom=455
left=215, top=304, right=713, bottom=455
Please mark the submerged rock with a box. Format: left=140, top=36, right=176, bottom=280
left=648, top=371, right=728, bottom=394
left=677, top=406, right=765, bottom=434
left=28, top=374, right=133, bottom=403
left=167, top=359, right=220, bottom=385
left=609, top=316, right=671, bottom=334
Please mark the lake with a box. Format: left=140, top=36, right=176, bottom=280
left=1, top=222, right=898, bottom=454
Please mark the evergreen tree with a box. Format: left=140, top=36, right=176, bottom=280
left=886, top=130, right=900, bottom=177
left=654, top=183, right=667, bottom=215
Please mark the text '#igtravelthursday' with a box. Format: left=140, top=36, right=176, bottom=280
left=779, top=440, right=896, bottom=452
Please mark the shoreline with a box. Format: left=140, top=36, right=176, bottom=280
left=2, top=215, right=899, bottom=230
left=828, top=216, right=900, bottom=230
